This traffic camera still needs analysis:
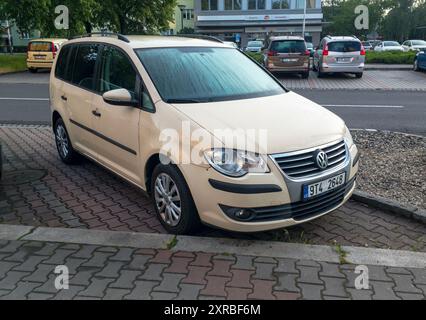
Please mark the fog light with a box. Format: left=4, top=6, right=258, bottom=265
left=235, top=209, right=253, bottom=220
left=220, top=205, right=255, bottom=221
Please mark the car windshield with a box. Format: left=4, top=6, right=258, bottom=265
left=306, top=43, right=313, bottom=48
left=248, top=41, right=263, bottom=47
left=412, top=40, right=426, bottom=46
left=28, top=41, right=53, bottom=52
left=271, top=40, right=306, bottom=53
left=384, top=41, right=400, bottom=46
left=136, top=47, right=285, bottom=103
left=328, top=41, right=361, bottom=52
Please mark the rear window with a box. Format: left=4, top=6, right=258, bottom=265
left=384, top=41, right=400, bottom=47
left=248, top=41, right=263, bottom=47
left=328, top=41, right=361, bottom=52
left=271, top=40, right=306, bottom=53
left=28, top=41, right=53, bottom=52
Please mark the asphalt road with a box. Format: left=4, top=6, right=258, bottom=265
left=0, top=81, right=425, bottom=136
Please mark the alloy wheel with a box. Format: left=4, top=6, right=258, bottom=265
left=55, top=124, right=69, bottom=159
left=154, top=173, right=182, bottom=227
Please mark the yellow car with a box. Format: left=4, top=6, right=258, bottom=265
left=27, top=38, right=68, bottom=73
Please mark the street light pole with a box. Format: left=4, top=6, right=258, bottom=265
left=178, top=4, right=186, bottom=34
left=302, top=0, right=307, bottom=40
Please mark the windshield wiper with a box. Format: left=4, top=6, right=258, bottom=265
left=165, top=98, right=209, bottom=104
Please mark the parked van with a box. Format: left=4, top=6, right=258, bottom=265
left=50, top=34, right=359, bottom=234
left=27, top=38, right=68, bottom=73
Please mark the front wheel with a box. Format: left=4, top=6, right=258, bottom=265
left=54, top=118, right=80, bottom=164
left=151, top=164, right=201, bottom=235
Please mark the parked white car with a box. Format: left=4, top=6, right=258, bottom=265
left=245, top=40, right=264, bottom=53
left=402, top=40, right=426, bottom=52
left=374, top=41, right=404, bottom=52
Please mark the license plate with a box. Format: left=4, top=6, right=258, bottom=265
left=282, top=58, right=298, bottom=62
left=337, top=58, right=351, bottom=63
left=303, top=173, right=346, bottom=200
left=34, top=55, right=46, bottom=60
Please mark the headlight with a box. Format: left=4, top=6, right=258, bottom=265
left=204, top=149, right=269, bottom=177
left=344, top=126, right=354, bottom=147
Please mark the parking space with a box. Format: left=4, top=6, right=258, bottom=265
left=1, top=125, right=425, bottom=251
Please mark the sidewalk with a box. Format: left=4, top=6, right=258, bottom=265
left=0, top=225, right=425, bottom=300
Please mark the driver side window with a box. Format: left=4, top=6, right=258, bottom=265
left=98, top=46, right=137, bottom=99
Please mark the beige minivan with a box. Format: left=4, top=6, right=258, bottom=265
left=50, top=34, right=359, bottom=234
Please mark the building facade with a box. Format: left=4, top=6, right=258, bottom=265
left=167, top=0, right=196, bottom=35
left=195, top=0, right=323, bottom=46
left=1, top=20, right=40, bottom=52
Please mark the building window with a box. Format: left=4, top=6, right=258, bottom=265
left=307, top=0, right=316, bottom=8
left=182, top=9, right=194, bottom=20
left=225, top=0, right=242, bottom=10
left=272, top=0, right=290, bottom=9
left=201, top=0, right=218, bottom=10
left=248, top=0, right=266, bottom=10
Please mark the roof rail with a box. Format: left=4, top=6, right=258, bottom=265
left=173, top=34, right=224, bottom=43
left=72, top=32, right=130, bottom=43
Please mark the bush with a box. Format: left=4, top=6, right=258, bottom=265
left=245, top=52, right=263, bottom=64
left=0, top=54, right=27, bottom=74
left=365, top=51, right=416, bottom=64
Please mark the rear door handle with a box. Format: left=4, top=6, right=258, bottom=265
left=61, top=95, right=67, bottom=101
left=92, top=110, right=101, bottom=117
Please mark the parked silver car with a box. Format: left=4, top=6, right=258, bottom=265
left=245, top=40, right=263, bottom=53
left=313, top=36, right=366, bottom=78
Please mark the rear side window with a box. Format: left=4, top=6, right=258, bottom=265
left=271, top=40, right=306, bottom=53
left=55, top=45, right=72, bottom=80
left=28, top=41, right=52, bottom=52
left=328, top=41, right=361, bottom=52
left=72, top=44, right=100, bottom=90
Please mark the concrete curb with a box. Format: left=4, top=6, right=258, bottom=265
left=364, top=66, right=412, bottom=71
left=353, top=191, right=426, bottom=224
left=1, top=224, right=426, bottom=269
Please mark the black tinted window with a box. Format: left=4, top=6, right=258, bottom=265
left=328, top=41, right=361, bottom=52
left=271, top=40, right=306, bottom=53
left=98, top=46, right=137, bottom=97
left=55, top=45, right=71, bottom=80
left=72, top=44, right=99, bottom=90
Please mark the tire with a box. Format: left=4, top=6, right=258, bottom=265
left=301, top=71, right=309, bottom=79
left=317, top=67, right=325, bottom=78
left=355, top=73, right=363, bottom=78
left=29, top=68, right=37, bottom=73
left=151, top=164, right=201, bottom=235
left=312, top=63, right=317, bottom=72
left=54, top=118, right=80, bottom=165
left=413, top=59, right=419, bottom=72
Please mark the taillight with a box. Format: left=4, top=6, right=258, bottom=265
left=268, top=50, right=278, bottom=57
left=52, top=42, right=57, bottom=58
left=305, top=49, right=311, bottom=56
left=323, top=45, right=329, bottom=56
left=360, top=45, right=366, bottom=56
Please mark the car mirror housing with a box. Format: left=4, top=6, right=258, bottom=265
left=103, top=89, right=139, bottom=107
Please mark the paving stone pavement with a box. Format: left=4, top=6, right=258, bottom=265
left=0, top=240, right=424, bottom=300
left=0, top=126, right=425, bottom=251
left=278, top=70, right=426, bottom=91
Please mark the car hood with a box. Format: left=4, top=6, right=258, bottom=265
left=171, top=92, right=346, bottom=155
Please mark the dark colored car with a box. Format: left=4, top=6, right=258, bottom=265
left=414, top=50, right=426, bottom=71
left=262, top=36, right=310, bottom=78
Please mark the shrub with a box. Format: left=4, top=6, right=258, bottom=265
left=365, top=51, right=416, bottom=64
left=245, top=52, right=263, bottom=64
left=0, top=54, right=27, bottom=74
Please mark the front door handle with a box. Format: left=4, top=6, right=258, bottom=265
left=61, top=95, right=67, bottom=101
left=92, top=110, right=101, bottom=117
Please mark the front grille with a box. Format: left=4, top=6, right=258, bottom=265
left=249, top=178, right=356, bottom=223
left=272, top=140, right=347, bottom=179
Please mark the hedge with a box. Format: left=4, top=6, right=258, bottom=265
left=365, top=51, right=417, bottom=64
left=0, top=54, right=27, bottom=74
left=245, top=52, right=263, bottom=64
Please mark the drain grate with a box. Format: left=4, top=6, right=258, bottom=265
left=0, top=169, right=47, bottom=186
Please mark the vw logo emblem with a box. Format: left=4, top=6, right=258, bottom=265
left=315, top=150, right=329, bottom=170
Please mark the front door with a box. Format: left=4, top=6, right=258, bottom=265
left=91, top=45, right=141, bottom=185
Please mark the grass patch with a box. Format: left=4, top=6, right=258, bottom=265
left=333, top=242, right=349, bottom=265
left=365, top=51, right=416, bottom=64
left=166, top=235, right=178, bottom=250
left=0, top=54, right=27, bottom=74
left=245, top=52, right=263, bottom=64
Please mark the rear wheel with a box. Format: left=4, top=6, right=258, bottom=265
left=29, top=68, right=37, bottom=73
left=151, top=164, right=201, bottom=235
left=355, top=72, right=363, bottom=78
left=54, top=118, right=80, bottom=165
left=317, top=67, right=325, bottom=78
left=413, top=59, right=420, bottom=71
left=301, top=71, right=309, bottom=79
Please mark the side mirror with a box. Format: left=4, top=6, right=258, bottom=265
left=103, top=89, right=138, bottom=107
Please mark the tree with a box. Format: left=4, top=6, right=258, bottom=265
left=95, top=0, right=177, bottom=34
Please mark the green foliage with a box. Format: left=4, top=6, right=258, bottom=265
left=0, top=54, right=27, bottom=74
left=245, top=52, right=263, bottom=64
left=365, top=50, right=417, bottom=64
left=178, top=27, right=195, bottom=35
left=0, top=0, right=177, bottom=37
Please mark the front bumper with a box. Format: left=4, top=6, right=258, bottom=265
left=180, top=143, right=359, bottom=233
